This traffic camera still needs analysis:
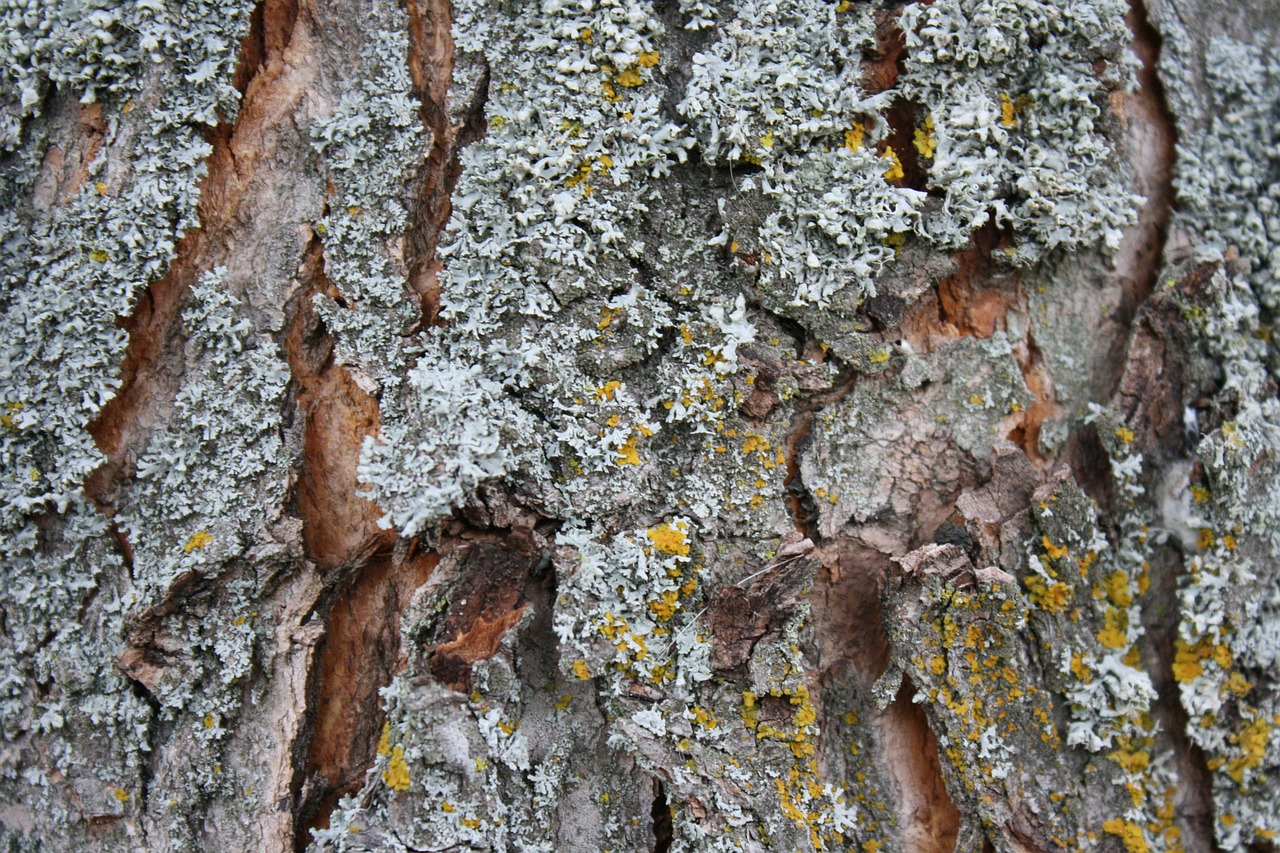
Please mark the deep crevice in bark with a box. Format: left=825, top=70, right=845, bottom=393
left=1124, top=0, right=1178, bottom=307
left=1096, top=0, right=1178, bottom=401
left=294, top=549, right=436, bottom=849
left=404, top=0, right=491, bottom=330
left=85, top=0, right=304, bottom=513
left=878, top=678, right=962, bottom=853
left=282, top=231, right=432, bottom=845
left=651, top=779, right=673, bottom=853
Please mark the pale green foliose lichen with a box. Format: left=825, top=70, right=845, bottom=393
left=0, top=0, right=256, bottom=844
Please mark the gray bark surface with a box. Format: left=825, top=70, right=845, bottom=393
left=1, top=0, right=1278, bottom=850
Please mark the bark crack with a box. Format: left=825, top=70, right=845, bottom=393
left=404, top=0, right=491, bottom=329
left=85, top=0, right=307, bottom=513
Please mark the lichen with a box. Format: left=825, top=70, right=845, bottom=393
left=0, top=0, right=256, bottom=843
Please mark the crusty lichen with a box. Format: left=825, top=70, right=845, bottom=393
left=0, top=0, right=257, bottom=845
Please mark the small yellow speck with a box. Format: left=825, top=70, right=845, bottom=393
left=913, top=114, right=935, bottom=158
left=184, top=530, right=213, bottom=553
left=1000, top=94, right=1016, bottom=127
left=882, top=146, right=904, bottom=181
left=844, top=122, right=864, bottom=151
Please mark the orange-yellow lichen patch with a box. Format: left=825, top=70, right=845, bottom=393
left=1025, top=574, right=1073, bottom=612
left=1041, top=536, right=1068, bottom=561
left=845, top=121, right=865, bottom=151
left=1226, top=716, right=1272, bottom=785
left=882, top=146, right=904, bottom=181
left=1000, top=94, right=1017, bottom=127
left=913, top=114, right=935, bottom=158
left=647, top=521, right=690, bottom=556
left=615, top=434, right=641, bottom=466
left=1173, top=636, right=1233, bottom=683
left=383, top=745, right=411, bottom=791
left=1102, top=818, right=1149, bottom=853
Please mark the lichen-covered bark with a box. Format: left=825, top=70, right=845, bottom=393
left=2, top=0, right=1280, bottom=850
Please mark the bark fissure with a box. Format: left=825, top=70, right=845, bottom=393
left=404, top=0, right=490, bottom=329
left=1123, top=0, right=1178, bottom=308
left=651, top=779, right=673, bottom=853
left=85, top=0, right=305, bottom=512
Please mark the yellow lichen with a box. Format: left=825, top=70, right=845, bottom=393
left=1103, top=570, right=1133, bottom=608
left=882, top=146, right=904, bottom=181
left=647, top=521, right=690, bottom=556
left=383, top=745, right=411, bottom=791
left=1102, top=818, right=1149, bottom=853
left=1070, top=652, right=1092, bottom=683
left=615, top=434, right=641, bottom=466
left=1226, top=716, right=1272, bottom=785
left=615, top=67, right=644, bottom=88
left=844, top=122, right=864, bottom=151
left=572, top=659, right=591, bottom=680
left=183, top=530, right=213, bottom=553
left=648, top=589, right=680, bottom=621
left=1000, top=94, right=1017, bottom=128
left=1024, top=574, right=1073, bottom=613
left=1041, top=536, right=1068, bottom=561
left=913, top=114, right=935, bottom=158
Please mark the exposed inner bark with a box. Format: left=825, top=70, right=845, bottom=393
left=1097, top=0, right=1178, bottom=399
left=86, top=0, right=307, bottom=512
left=876, top=679, right=962, bottom=853
left=296, top=550, right=436, bottom=846
left=403, top=0, right=490, bottom=328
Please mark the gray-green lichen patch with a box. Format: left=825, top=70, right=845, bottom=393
left=329, top=0, right=1165, bottom=849
left=1156, top=263, right=1280, bottom=849
left=355, top=0, right=1143, bottom=543
left=118, top=270, right=292, bottom=606
left=0, top=0, right=256, bottom=845
left=0, top=0, right=244, bottom=148
left=1134, top=6, right=1280, bottom=845
left=310, top=20, right=428, bottom=391
left=897, top=0, right=1141, bottom=262
left=357, top=0, right=727, bottom=539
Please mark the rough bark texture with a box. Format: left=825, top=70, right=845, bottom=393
left=2, top=0, right=1280, bottom=851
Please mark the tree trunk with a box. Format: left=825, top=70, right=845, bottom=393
left=2, top=0, right=1279, bottom=850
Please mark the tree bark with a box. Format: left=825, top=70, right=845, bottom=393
left=2, top=0, right=1279, bottom=851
